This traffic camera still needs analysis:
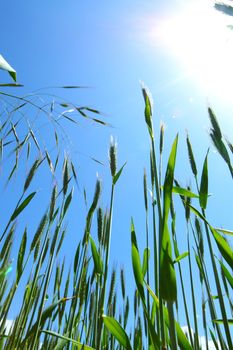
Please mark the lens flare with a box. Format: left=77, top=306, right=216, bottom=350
left=152, top=1, right=233, bottom=103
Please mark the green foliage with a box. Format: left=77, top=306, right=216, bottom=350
left=0, top=70, right=233, bottom=350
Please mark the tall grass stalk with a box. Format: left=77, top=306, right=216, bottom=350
left=0, top=74, right=233, bottom=349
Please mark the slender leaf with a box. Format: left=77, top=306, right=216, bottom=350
left=103, top=315, right=132, bottom=350
left=10, top=192, right=36, bottom=221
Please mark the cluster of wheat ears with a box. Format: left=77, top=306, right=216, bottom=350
left=0, top=58, right=232, bottom=349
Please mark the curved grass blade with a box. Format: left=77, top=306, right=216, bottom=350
left=62, top=188, right=73, bottom=218
left=113, top=162, right=126, bottom=185
left=211, top=228, right=233, bottom=270
left=172, top=186, right=199, bottom=198
left=173, top=252, right=189, bottom=264
left=160, top=135, right=178, bottom=302
left=10, top=192, right=36, bottom=222
left=215, top=227, right=233, bottom=236
left=208, top=107, right=233, bottom=177
left=41, top=330, right=95, bottom=349
left=90, top=236, right=103, bottom=275
left=131, top=221, right=145, bottom=300
left=131, top=220, right=160, bottom=349
left=217, top=258, right=233, bottom=289
left=142, top=248, right=150, bottom=278
left=141, top=84, right=153, bottom=138
left=103, top=315, right=132, bottom=350
left=190, top=204, right=233, bottom=270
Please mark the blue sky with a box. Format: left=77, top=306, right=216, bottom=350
left=1, top=0, right=233, bottom=337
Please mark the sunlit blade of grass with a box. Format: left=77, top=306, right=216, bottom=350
left=217, top=257, right=233, bottom=289
left=171, top=203, right=194, bottom=348
left=142, top=85, right=165, bottom=345
left=131, top=220, right=160, bottom=349
left=90, top=236, right=103, bottom=276
left=160, top=135, right=178, bottom=350
left=103, top=315, right=132, bottom=350
left=143, top=168, right=151, bottom=348
left=187, top=230, right=200, bottom=349
left=0, top=191, right=36, bottom=242
left=160, top=135, right=178, bottom=302
left=208, top=107, right=233, bottom=178
left=145, top=283, right=193, bottom=350
left=189, top=205, right=231, bottom=349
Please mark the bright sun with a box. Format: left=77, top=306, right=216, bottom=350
left=153, top=0, right=233, bottom=103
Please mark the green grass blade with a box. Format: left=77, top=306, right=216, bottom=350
left=211, top=227, right=233, bottom=270
left=142, top=247, right=150, bottom=278
left=131, top=220, right=160, bottom=349
left=217, top=258, right=233, bottom=289
left=160, top=135, right=178, bottom=302
left=90, top=236, right=103, bottom=275
left=199, top=150, right=209, bottom=209
left=10, top=192, right=36, bottom=222
left=42, top=329, right=95, bottom=349
left=145, top=283, right=193, bottom=350
left=131, top=220, right=145, bottom=299
left=16, top=228, right=27, bottom=283
left=141, top=85, right=153, bottom=138
left=113, top=162, right=126, bottom=185
left=213, top=319, right=233, bottom=324
left=103, top=315, right=132, bottom=350
left=173, top=252, right=189, bottom=264
left=172, top=186, right=199, bottom=198
left=62, top=188, right=73, bottom=218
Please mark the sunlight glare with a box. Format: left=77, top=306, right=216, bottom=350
left=153, top=1, right=233, bottom=103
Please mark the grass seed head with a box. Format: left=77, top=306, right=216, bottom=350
left=185, top=185, right=191, bottom=222
left=186, top=132, right=197, bottom=177
left=24, top=158, right=40, bottom=192
left=107, top=269, right=116, bottom=308
left=63, top=157, right=69, bottom=196
left=150, top=148, right=155, bottom=188
left=30, top=213, right=48, bottom=252
left=49, top=185, right=57, bottom=222
left=141, top=82, right=153, bottom=137
left=92, top=177, right=102, bottom=212
left=120, top=268, right=126, bottom=300
left=109, top=136, right=117, bottom=178
left=0, top=223, right=15, bottom=261
left=97, top=207, right=103, bottom=243
left=160, top=122, right=165, bottom=155
left=34, top=238, right=41, bottom=262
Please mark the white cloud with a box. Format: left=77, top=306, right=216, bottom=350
left=181, top=326, right=220, bottom=350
